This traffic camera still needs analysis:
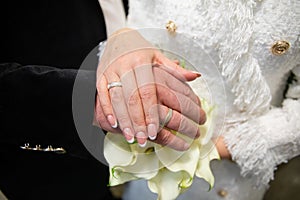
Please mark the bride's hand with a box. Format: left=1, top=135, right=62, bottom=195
left=95, top=28, right=204, bottom=150
left=213, top=136, right=231, bottom=159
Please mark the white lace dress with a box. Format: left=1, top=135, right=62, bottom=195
left=100, top=0, right=300, bottom=199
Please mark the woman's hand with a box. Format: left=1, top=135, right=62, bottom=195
left=213, top=136, right=231, bottom=159
left=95, top=66, right=206, bottom=151
left=95, top=28, right=204, bottom=150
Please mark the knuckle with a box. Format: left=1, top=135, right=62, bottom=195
left=158, top=131, right=172, bottom=145
left=132, top=118, right=145, bottom=127
left=131, top=55, right=149, bottom=67
left=133, top=56, right=145, bottom=65
left=117, top=116, right=130, bottom=128
left=139, top=87, right=156, bottom=101
left=183, top=87, right=192, bottom=97
left=127, top=92, right=141, bottom=106
left=110, top=89, right=123, bottom=103
left=188, top=123, right=200, bottom=139
left=101, top=104, right=112, bottom=114
left=128, top=109, right=146, bottom=126
left=117, top=116, right=127, bottom=124
left=182, top=98, right=192, bottom=113
left=144, top=112, right=153, bottom=124
left=144, top=105, right=159, bottom=124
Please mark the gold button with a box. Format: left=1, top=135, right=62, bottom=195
left=218, top=189, right=228, bottom=197
left=166, top=20, right=177, bottom=33
left=271, top=40, right=290, bottom=56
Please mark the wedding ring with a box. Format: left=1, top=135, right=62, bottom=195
left=107, top=82, right=122, bottom=90
left=161, top=108, right=173, bottom=128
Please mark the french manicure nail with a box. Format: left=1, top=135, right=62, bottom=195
left=136, top=131, right=147, bottom=138
left=139, top=141, right=147, bottom=148
left=136, top=131, right=147, bottom=147
left=107, top=115, right=117, bottom=128
left=148, top=124, right=157, bottom=140
left=124, top=128, right=134, bottom=143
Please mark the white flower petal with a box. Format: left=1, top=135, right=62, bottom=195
left=104, top=133, right=135, bottom=166
left=196, top=140, right=220, bottom=189
left=121, top=148, right=159, bottom=179
left=198, top=99, right=216, bottom=145
left=109, top=166, right=138, bottom=186
left=105, top=134, right=160, bottom=183
left=148, top=168, right=191, bottom=200
left=154, top=143, right=185, bottom=170
left=103, top=91, right=220, bottom=200
left=157, top=142, right=200, bottom=178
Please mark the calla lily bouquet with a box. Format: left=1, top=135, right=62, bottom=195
left=104, top=82, right=219, bottom=200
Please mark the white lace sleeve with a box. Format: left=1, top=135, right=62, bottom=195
left=224, top=64, right=300, bottom=186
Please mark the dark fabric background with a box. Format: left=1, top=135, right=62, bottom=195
left=0, top=0, right=127, bottom=199
left=0, top=0, right=107, bottom=68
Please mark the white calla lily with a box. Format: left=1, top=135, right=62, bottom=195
left=148, top=169, right=191, bottom=200
left=196, top=140, right=220, bottom=190
left=104, top=133, right=136, bottom=167
left=105, top=134, right=161, bottom=185
left=122, top=146, right=159, bottom=179
left=198, top=98, right=216, bottom=145
left=156, top=141, right=200, bottom=178
left=104, top=78, right=220, bottom=200
left=109, top=166, right=138, bottom=186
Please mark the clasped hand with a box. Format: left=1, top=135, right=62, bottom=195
left=94, top=28, right=206, bottom=151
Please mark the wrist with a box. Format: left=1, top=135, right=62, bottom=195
left=110, top=27, right=134, bottom=37
left=213, top=136, right=231, bottom=159
left=100, top=28, right=153, bottom=69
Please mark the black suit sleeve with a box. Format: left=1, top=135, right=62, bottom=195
left=0, top=63, right=98, bottom=158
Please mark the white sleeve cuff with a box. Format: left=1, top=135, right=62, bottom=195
left=224, top=99, right=300, bottom=186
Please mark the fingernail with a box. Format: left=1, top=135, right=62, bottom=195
left=124, top=128, right=134, bottom=143
left=139, top=141, right=147, bottom=148
left=191, top=71, right=201, bottom=77
left=107, top=115, right=117, bottom=128
left=136, top=131, right=147, bottom=139
left=147, top=124, right=157, bottom=140
left=136, top=131, right=147, bottom=147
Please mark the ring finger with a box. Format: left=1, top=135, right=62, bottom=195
left=158, top=105, right=200, bottom=139
left=104, top=72, right=135, bottom=143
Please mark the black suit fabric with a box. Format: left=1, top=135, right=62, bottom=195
left=0, top=0, right=121, bottom=199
